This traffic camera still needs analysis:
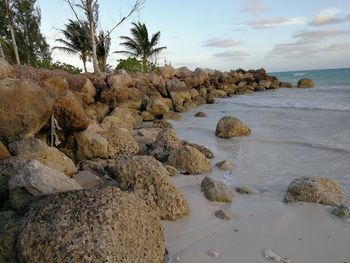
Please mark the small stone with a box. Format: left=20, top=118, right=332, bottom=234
left=195, top=112, right=207, bottom=117
left=201, top=176, right=233, bottom=202
left=263, top=249, right=282, bottom=262
left=207, top=250, right=219, bottom=258
left=215, top=209, right=231, bottom=220
left=331, top=205, right=350, bottom=218
left=215, top=160, right=234, bottom=170
left=236, top=186, right=252, bottom=195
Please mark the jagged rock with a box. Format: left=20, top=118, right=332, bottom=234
left=8, top=160, right=82, bottom=210
left=151, top=129, right=182, bottom=162
left=0, top=159, right=22, bottom=202
left=99, top=128, right=139, bottom=158
left=80, top=79, right=96, bottom=97
left=263, top=249, right=282, bottom=262
left=284, top=177, right=346, bottom=205
left=331, top=205, right=350, bottom=218
left=8, top=137, right=77, bottom=176
left=167, top=146, right=212, bottom=174
left=166, top=78, right=191, bottom=112
left=215, top=116, right=251, bottom=138
left=85, top=102, right=110, bottom=122
left=215, top=209, right=231, bottom=220
left=101, top=86, right=143, bottom=109
left=75, top=126, right=108, bottom=160
left=141, top=111, right=156, bottom=121
left=297, top=78, right=315, bottom=88
left=259, top=80, right=272, bottom=88
left=102, top=107, right=143, bottom=130
left=182, top=141, right=214, bottom=159
left=42, top=76, right=69, bottom=98
left=106, top=155, right=190, bottom=220
left=195, top=111, right=207, bottom=117
left=54, top=91, right=90, bottom=131
left=78, top=159, right=116, bottom=175
left=201, top=176, right=233, bottom=202
left=215, top=160, right=234, bottom=170
left=152, top=119, right=173, bottom=129
left=0, top=78, right=53, bottom=144
left=72, top=170, right=104, bottom=189
left=148, top=73, right=167, bottom=96
left=176, top=67, right=193, bottom=80
left=160, top=65, right=176, bottom=79
left=193, top=68, right=209, bottom=86
left=146, top=97, right=170, bottom=117
left=0, top=187, right=165, bottom=263
left=0, top=58, right=15, bottom=80
left=164, top=164, right=179, bottom=177
left=0, top=142, right=10, bottom=160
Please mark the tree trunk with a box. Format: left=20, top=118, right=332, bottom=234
left=4, top=0, right=20, bottom=65
left=83, top=59, right=87, bottom=73
left=0, top=42, right=4, bottom=59
left=87, top=0, right=100, bottom=74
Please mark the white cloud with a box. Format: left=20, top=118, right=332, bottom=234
left=213, top=50, right=249, bottom=60
left=247, top=17, right=307, bottom=29
left=240, top=0, right=266, bottom=14
left=203, top=38, right=241, bottom=48
left=309, top=7, right=345, bottom=26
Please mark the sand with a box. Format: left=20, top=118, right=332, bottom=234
left=164, top=175, right=350, bottom=263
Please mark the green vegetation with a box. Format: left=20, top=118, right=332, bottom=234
left=116, top=57, right=157, bottom=73
left=33, top=58, right=82, bottom=74
left=116, top=22, right=166, bottom=73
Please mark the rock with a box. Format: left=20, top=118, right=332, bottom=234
left=151, top=129, right=182, bottom=162
left=194, top=111, right=207, bottom=117
left=8, top=137, right=77, bottom=176
left=103, top=107, right=142, bottom=130
left=215, top=160, right=234, bottom=170
left=85, top=102, right=110, bottom=122
left=107, top=71, right=134, bottom=87
left=0, top=58, right=15, bottom=80
left=0, top=159, right=22, bottom=202
left=215, top=209, right=231, bottom=220
left=163, top=111, right=182, bottom=120
left=263, top=249, right=282, bottom=262
left=280, top=81, right=293, bottom=88
left=160, top=65, right=176, bottom=79
left=80, top=79, right=96, bottom=97
left=0, top=187, right=165, bottom=263
left=99, top=128, right=139, bottom=158
left=166, top=78, right=191, bottom=112
left=148, top=73, right=167, bottom=96
left=54, top=91, right=90, bottom=131
left=182, top=141, right=214, bottom=159
left=72, top=170, right=104, bottom=189
left=236, top=186, right=252, bottom=195
left=215, top=116, right=251, bottom=138
left=259, top=80, right=272, bottom=88
left=101, top=86, right=143, bottom=109
left=141, top=111, right=156, bottom=121
left=164, top=164, right=179, bottom=177
left=9, top=160, right=82, bottom=210
left=152, top=119, right=174, bottom=129
left=167, top=146, right=212, bottom=174
left=201, top=176, right=233, bottom=202
left=0, top=142, right=10, bottom=160
left=0, top=210, right=15, bottom=231
left=106, top=155, right=190, bottom=220
left=207, top=250, right=220, bottom=258
left=42, top=76, right=69, bottom=98
left=176, top=67, right=193, bottom=80
left=146, top=97, right=169, bottom=117
left=0, top=78, right=53, bottom=144
left=193, top=68, right=209, bottom=86
left=284, top=177, right=346, bottom=206
left=331, top=205, right=350, bottom=218
left=78, top=159, right=115, bottom=175
left=297, top=78, right=315, bottom=88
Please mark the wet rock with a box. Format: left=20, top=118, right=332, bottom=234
left=215, top=209, right=231, bottom=220
left=215, top=160, right=234, bottom=170
left=163, top=111, right=182, bottom=120
left=0, top=142, right=11, bottom=160
left=331, top=205, right=350, bottom=218
left=194, top=111, right=207, bottom=117
left=0, top=187, right=165, bottom=263
left=207, top=250, right=220, bottom=258
left=0, top=78, right=53, bottom=144
left=72, top=170, right=104, bottom=189
left=297, top=78, right=315, bottom=88
left=0, top=58, right=15, bottom=80
left=280, top=81, right=293, bottom=88
left=151, top=129, right=182, bottom=162
left=182, top=141, right=214, bottom=159
left=8, top=137, right=77, bottom=176
left=284, top=177, right=346, bottom=206
left=54, top=91, right=90, bottom=131
left=215, top=116, right=251, bottom=138
left=201, top=176, right=233, bottom=202
left=106, top=155, right=190, bottom=220
left=236, top=186, right=252, bottom=195
left=141, top=111, right=156, bottom=121
left=168, top=146, right=212, bottom=174
left=9, top=160, right=82, bottom=210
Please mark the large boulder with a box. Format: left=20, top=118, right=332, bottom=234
left=101, top=107, right=142, bottom=130
left=201, top=176, right=233, bottom=202
left=0, top=58, right=15, bottom=80
left=106, top=155, right=190, bottom=220
left=100, top=86, right=143, bottom=109
left=146, top=97, right=170, bottom=117
left=72, top=170, right=104, bottom=189
left=166, top=78, right=191, bottom=112
left=215, top=116, right=251, bottom=138
left=147, top=73, right=167, bottom=96
left=107, top=71, right=134, bottom=87
left=0, top=78, right=53, bottom=144
left=167, top=146, right=212, bottom=174
left=8, top=137, right=77, bottom=176
left=151, top=129, right=182, bottom=162
left=8, top=160, right=82, bottom=210
left=175, top=67, right=193, bottom=80
left=0, top=187, right=165, bottom=263
left=42, top=76, right=69, bottom=98
left=53, top=91, right=90, bottom=131
left=182, top=141, right=214, bottom=159
left=297, top=78, right=315, bottom=88
left=160, top=65, right=176, bottom=79
left=284, top=177, right=346, bottom=206
left=193, top=68, right=209, bottom=86
left=85, top=102, right=110, bottom=122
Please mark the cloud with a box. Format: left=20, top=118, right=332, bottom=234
left=240, top=0, right=266, bottom=14
left=247, top=17, right=307, bottom=29
left=293, top=29, right=349, bottom=43
left=213, top=50, right=249, bottom=60
left=321, top=43, right=350, bottom=51
left=309, top=7, right=347, bottom=26
left=203, top=38, right=241, bottom=48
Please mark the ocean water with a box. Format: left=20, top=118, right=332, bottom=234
left=171, top=67, right=350, bottom=199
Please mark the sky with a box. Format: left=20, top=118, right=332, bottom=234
left=38, top=0, right=350, bottom=72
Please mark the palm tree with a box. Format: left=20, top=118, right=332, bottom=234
left=53, top=19, right=91, bottom=73
left=115, top=22, right=166, bottom=72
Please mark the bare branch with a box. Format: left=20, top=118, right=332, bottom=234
left=63, top=0, right=84, bottom=24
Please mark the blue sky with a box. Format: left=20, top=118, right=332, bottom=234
left=38, top=0, right=350, bottom=72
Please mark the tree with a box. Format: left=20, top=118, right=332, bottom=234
left=63, top=0, right=145, bottom=73
left=53, top=20, right=91, bottom=73
left=3, top=0, right=20, bottom=64
left=116, top=22, right=166, bottom=72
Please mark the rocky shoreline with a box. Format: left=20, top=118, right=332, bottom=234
left=0, top=57, right=345, bottom=262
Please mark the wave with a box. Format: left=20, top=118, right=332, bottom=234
left=292, top=73, right=306, bottom=76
